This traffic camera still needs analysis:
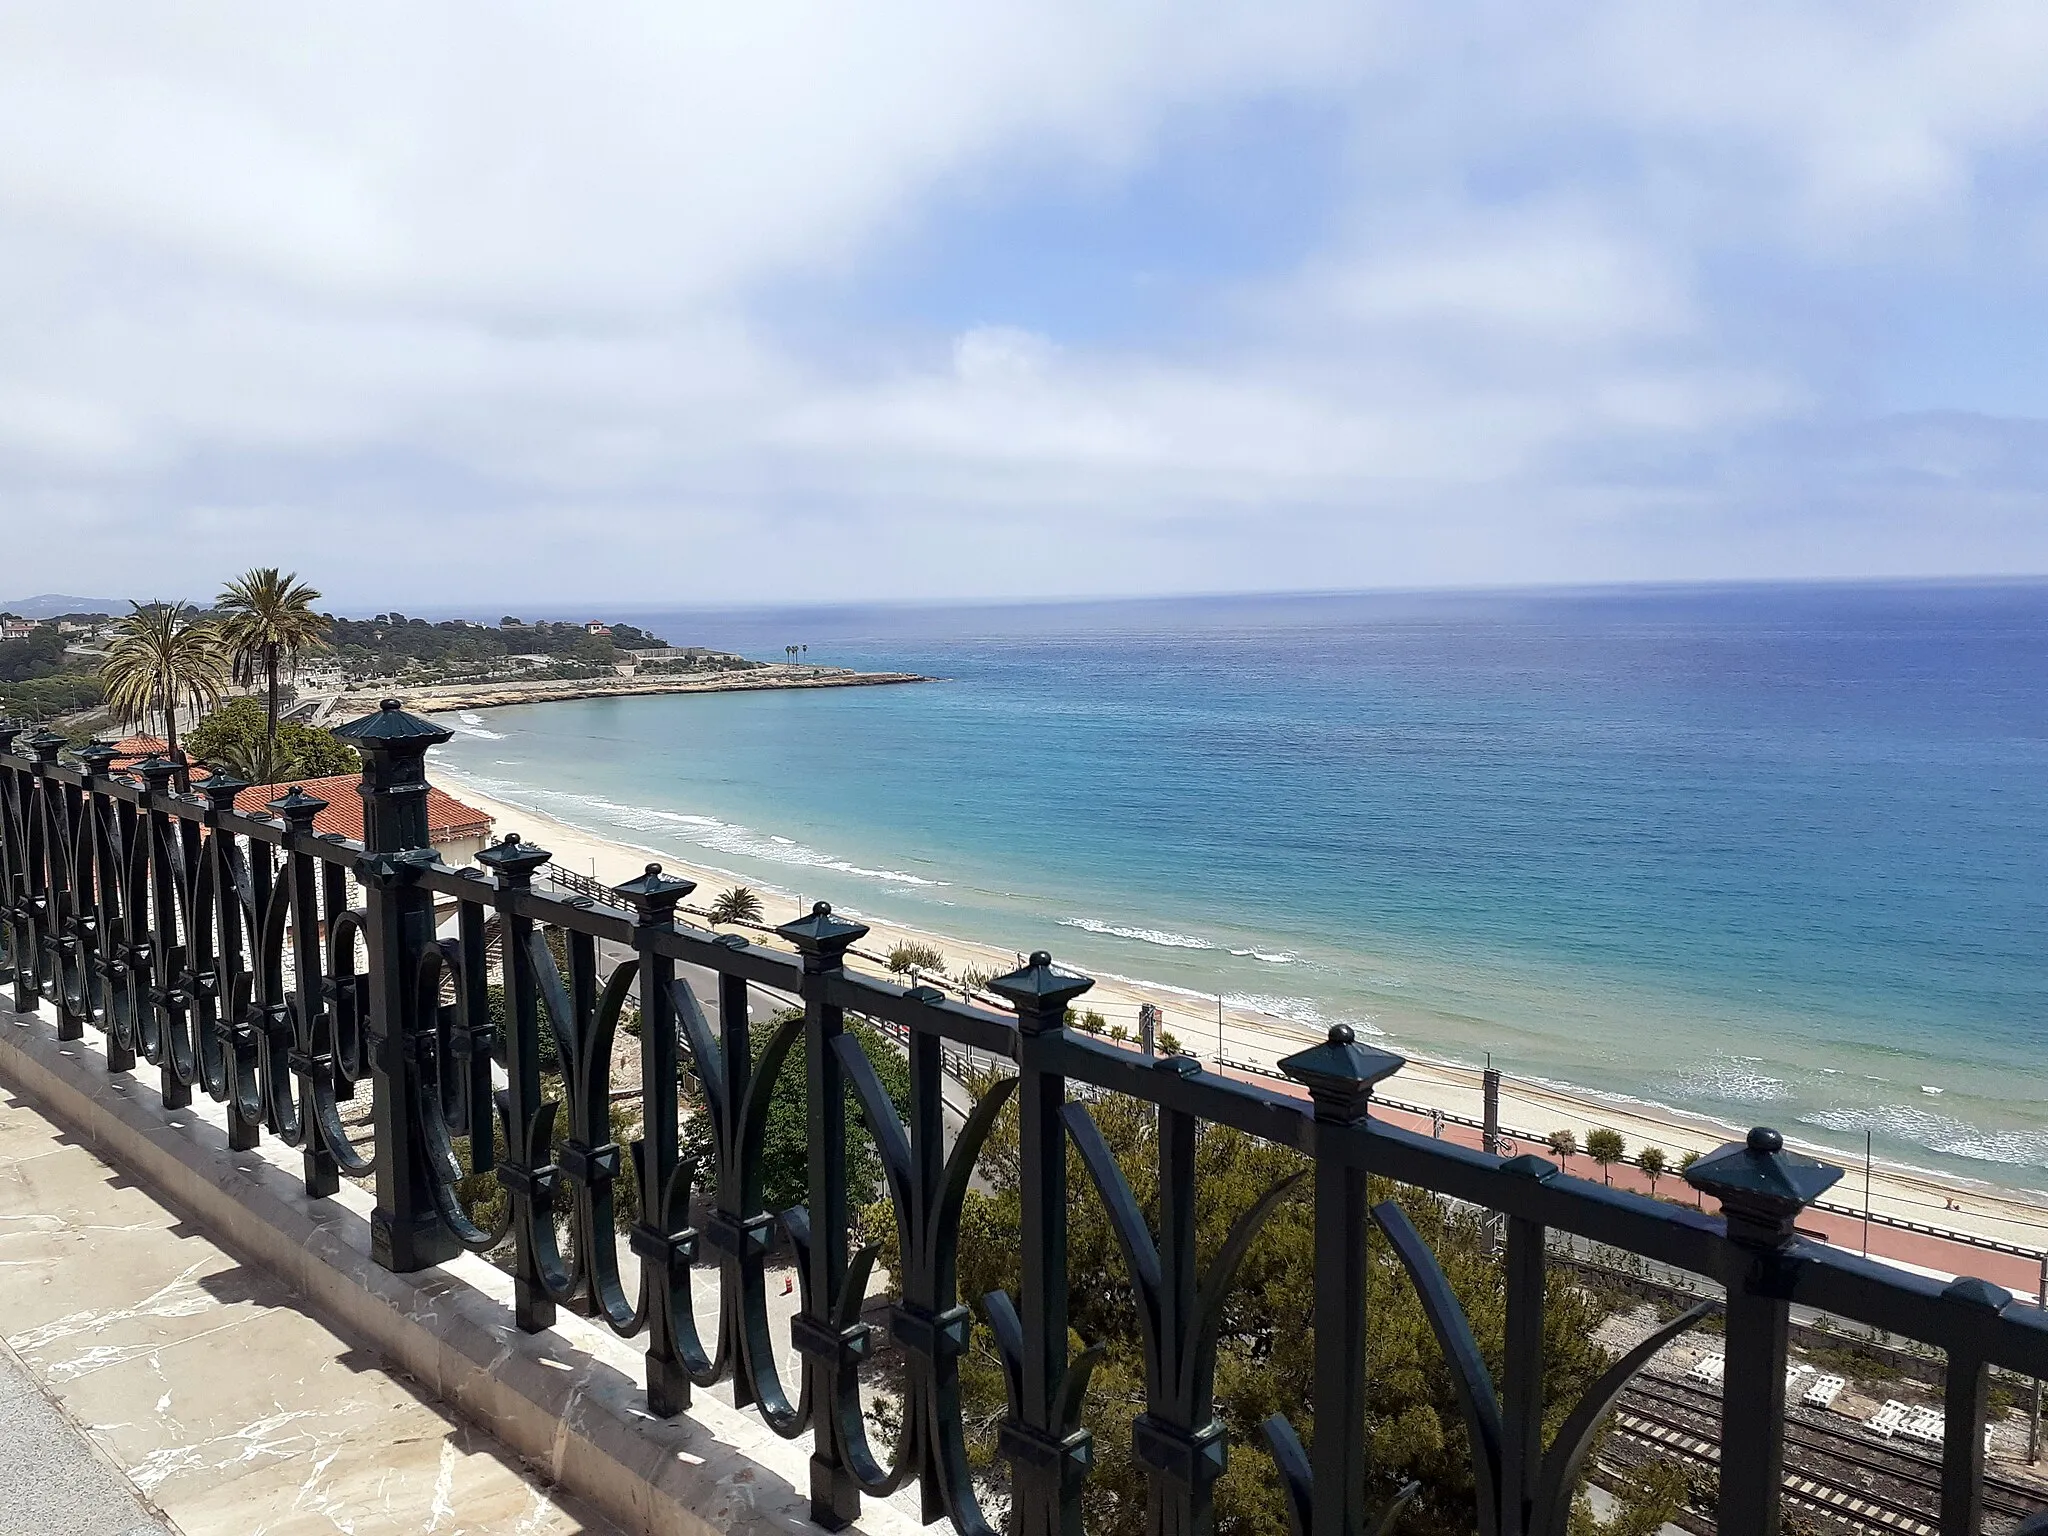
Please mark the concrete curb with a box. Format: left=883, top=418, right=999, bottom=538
left=0, top=1007, right=915, bottom=1536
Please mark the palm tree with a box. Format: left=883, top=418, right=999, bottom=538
left=1585, top=1127, right=1627, bottom=1186
left=100, top=602, right=231, bottom=774
left=216, top=567, right=329, bottom=749
left=1637, top=1144, right=1668, bottom=1195
left=707, top=886, right=765, bottom=926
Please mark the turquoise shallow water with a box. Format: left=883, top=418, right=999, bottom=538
left=425, top=583, right=2048, bottom=1191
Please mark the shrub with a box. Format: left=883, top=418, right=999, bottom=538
left=185, top=697, right=358, bottom=779
left=887, top=940, right=946, bottom=976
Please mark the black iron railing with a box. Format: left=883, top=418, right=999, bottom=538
left=3, top=701, right=2047, bottom=1536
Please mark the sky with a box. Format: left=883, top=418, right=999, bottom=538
left=4, top=3, right=2048, bottom=611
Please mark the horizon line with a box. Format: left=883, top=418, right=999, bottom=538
left=12, top=569, right=2048, bottom=624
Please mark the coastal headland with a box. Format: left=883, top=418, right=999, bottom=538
left=334, top=663, right=930, bottom=717
left=433, top=758, right=2048, bottom=1289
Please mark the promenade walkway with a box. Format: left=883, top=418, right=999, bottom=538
left=1220, top=1061, right=2048, bottom=1301
left=0, top=1085, right=620, bottom=1536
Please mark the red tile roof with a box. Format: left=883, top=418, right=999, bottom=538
left=110, top=735, right=170, bottom=771
left=107, top=737, right=216, bottom=781
left=233, top=773, right=493, bottom=847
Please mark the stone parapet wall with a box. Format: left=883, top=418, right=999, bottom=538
left=0, top=1005, right=922, bottom=1536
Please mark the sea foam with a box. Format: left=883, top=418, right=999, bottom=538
left=1659, top=1058, right=1790, bottom=1105
left=441, top=712, right=506, bottom=741
left=1060, top=917, right=1213, bottom=950
left=1801, top=1104, right=2048, bottom=1169
left=451, top=773, right=943, bottom=887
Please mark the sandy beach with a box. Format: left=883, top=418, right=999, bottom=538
left=307, top=663, right=929, bottom=721
left=430, top=759, right=2048, bottom=1275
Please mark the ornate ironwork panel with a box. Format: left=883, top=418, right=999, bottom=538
left=3, top=704, right=2046, bottom=1536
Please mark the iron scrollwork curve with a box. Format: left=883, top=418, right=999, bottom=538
left=669, top=971, right=813, bottom=1437
left=1372, top=1198, right=1713, bottom=1536
left=829, top=1024, right=1017, bottom=1529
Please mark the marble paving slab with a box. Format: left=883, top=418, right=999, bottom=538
left=0, top=1085, right=624, bottom=1536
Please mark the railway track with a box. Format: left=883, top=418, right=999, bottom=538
left=1608, top=1403, right=1938, bottom=1535
left=1609, top=1371, right=2047, bottom=1534
left=1628, top=1375, right=2039, bottom=1518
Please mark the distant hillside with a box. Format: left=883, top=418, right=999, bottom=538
left=0, top=594, right=124, bottom=618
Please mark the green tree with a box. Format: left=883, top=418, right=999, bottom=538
left=99, top=602, right=231, bottom=770
left=216, top=567, right=330, bottom=749
left=707, top=885, right=765, bottom=926
left=1677, top=1147, right=1703, bottom=1206
left=1585, top=1128, right=1627, bottom=1185
left=681, top=1009, right=912, bottom=1214
left=0, top=625, right=67, bottom=684
left=1636, top=1145, right=1668, bottom=1195
left=1568, top=1456, right=1691, bottom=1536
left=186, top=697, right=359, bottom=783
left=0, top=674, right=105, bottom=721
left=885, top=1075, right=1622, bottom=1536
left=1547, top=1129, right=1579, bottom=1164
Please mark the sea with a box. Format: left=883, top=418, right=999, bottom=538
left=423, top=582, right=2048, bottom=1193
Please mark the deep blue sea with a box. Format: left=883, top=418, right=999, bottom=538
left=426, top=583, right=2048, bottom=1190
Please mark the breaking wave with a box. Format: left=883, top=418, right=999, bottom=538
left=1800, top=1104, right=2048, bottom=1169
left=1059, top=917, right=1213, bottom=950
left=448, top=773, right=943, bottom=887
left=1225, top=991, right=1387, bottom=1037
left=1659, top=1057, right=1790, bottom=1105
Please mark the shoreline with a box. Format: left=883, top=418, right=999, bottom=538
left=314, top=664, right=931, bottom=718
left=427, top=755, right=2048, bottom=1267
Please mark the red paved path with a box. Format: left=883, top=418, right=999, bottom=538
left=1218, top=1064, right=2046, bottom=1300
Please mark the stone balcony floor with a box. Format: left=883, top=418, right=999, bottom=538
left=0, top=1087, right=622, bottom=1536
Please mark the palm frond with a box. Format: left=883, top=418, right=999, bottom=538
left=215, top=567, right=330, bottom=736
left=98, top=601, right=231, bottom=748
left=218, top=568, right=326, bottom=658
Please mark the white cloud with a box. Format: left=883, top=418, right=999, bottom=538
left=1306, top=214, right=1695, bottom=347
left=2, top=2, right=2048, bottom=606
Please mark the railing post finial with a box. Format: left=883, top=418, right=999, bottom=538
left=775, top=898, right=873, bottom=1529
left=985, top=950, right=1097, bottom=1536
left=1686, top=1127, right=1841, bottom=1536
left=1269, top=1025, right=1405, bottom=1536
left=335, top=697, right=456, bottom=1273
